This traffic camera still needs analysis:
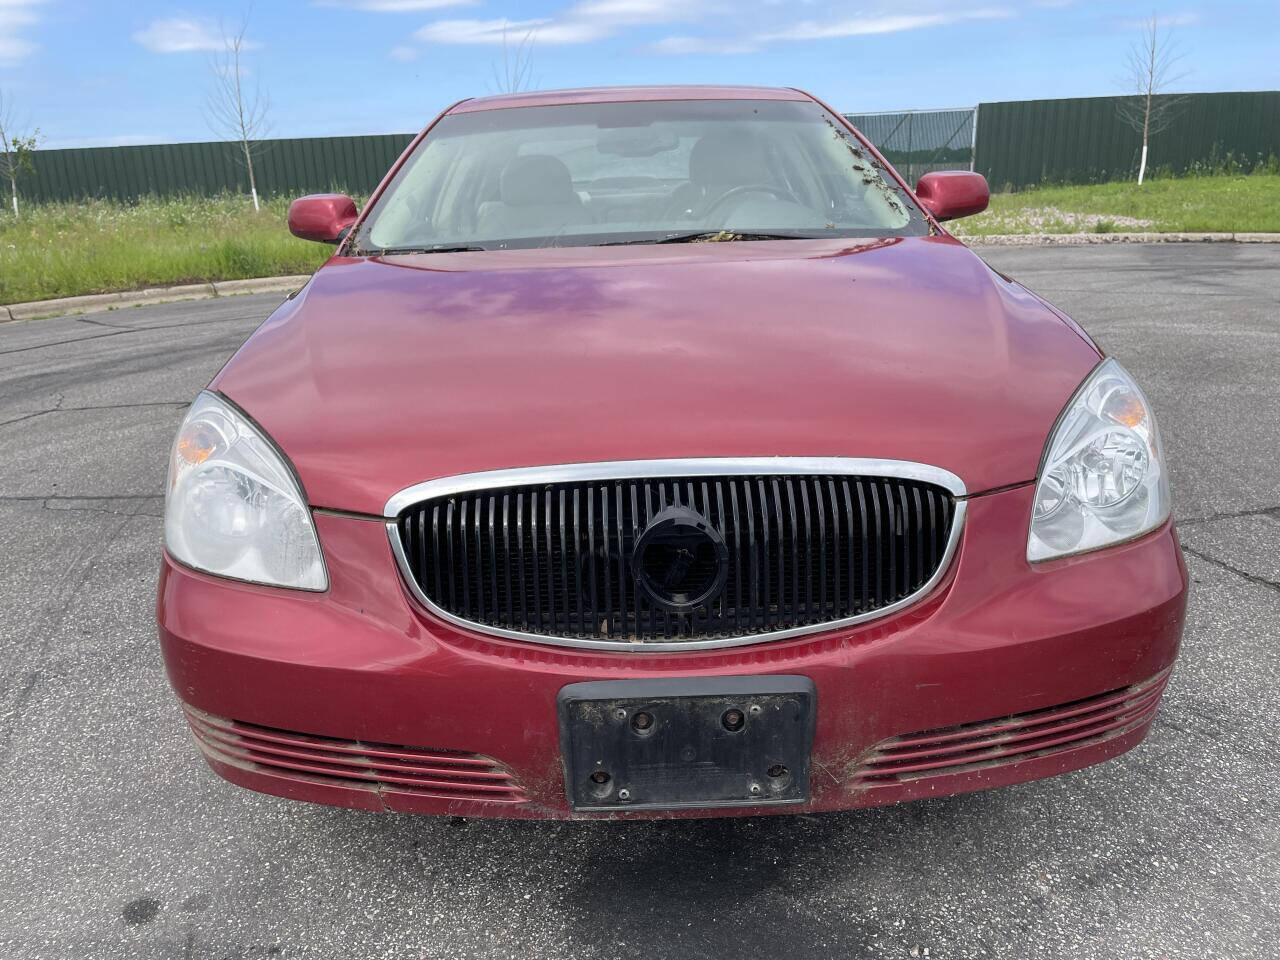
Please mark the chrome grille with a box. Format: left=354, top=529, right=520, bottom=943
left=390, top=462, right=961, bottom=648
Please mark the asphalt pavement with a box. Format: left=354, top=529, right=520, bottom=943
left=0, top=243, right=1277, bottom=959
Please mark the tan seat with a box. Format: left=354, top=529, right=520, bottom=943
left=476, top=155, right=589, bottom=239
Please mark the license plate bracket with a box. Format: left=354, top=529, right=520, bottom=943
left=558, top=676, right=815, bottom=812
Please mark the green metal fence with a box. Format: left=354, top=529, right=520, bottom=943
left=10, top=90, right=1280, bottom=204
left=844, top=109, right=975, bottom=184
left=974, top=91, right=1280, bottom=189
left=18, top=133, right=415, bottom=204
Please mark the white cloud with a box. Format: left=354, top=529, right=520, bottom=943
left=0, top=38, right=36, bottom=64
left=643, top=4, right=1013, bottom=54
left=319, top=0, right=476, bottom=10
left=567, top=0, right=698, bottom=21
left=415, top=17, right=543, bottom=43
left=413, top=0, right=1007, bottom=58
left=132, top=18, right=244, bottom=53
left=649, top=34, right=758, bottom=54
left=0, top=0, right=45, bottom=66
left=413, top=0, right=704, bottom=50
left=389, top=43, right=420, bottom=60
left=415, top=17, right=608, bottom=45
left=762, top=8, right=1009, bottom=42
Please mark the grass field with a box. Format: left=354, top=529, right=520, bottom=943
left=0, top=194, right=331, bottom=304
left=950, top=173, right=1280, bottom=237
left=2, top=173, right=1278, bottom=304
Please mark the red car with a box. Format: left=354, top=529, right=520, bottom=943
left=158, top=86, right=1186, bottom=819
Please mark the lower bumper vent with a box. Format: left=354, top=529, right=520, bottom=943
left=853, top=668, right=1171, bottom=785
left=184, top=706, right=526, bottom=804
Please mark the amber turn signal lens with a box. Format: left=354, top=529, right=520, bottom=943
left=176, top=424, right=219, bottom=465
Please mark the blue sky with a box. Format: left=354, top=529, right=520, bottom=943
left=1, top=0, right=1276, bottom=148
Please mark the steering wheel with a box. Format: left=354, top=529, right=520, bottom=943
left=701, top=183, right=800, bottom=220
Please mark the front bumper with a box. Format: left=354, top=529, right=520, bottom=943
left=157, top=484, right=1187, bottom=819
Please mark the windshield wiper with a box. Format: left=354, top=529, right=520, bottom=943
left=597, top=231, right=819, bottom=247
left=357, top=244, right=486, bottom=256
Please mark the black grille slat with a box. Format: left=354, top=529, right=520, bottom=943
left=486, top=495, right=498, bottom=622
left=587, top=489, right=599, bottom=635
left=501, top=495, right=513, bottom=626
left=727, top=481, right=743, bottom=633
left=770, top=479, right=784, bottom=630
left=557, top=490, right=569, bottom=634
left=743, top=480, right=759, bottom=632
left=817, top=481, right=830, bottom=617
left=572, top=489, right=584, bottom=635
left=901, top=483, right=913, bottom=599
left=397, top=472, right=955, bottom=645
left=869, top=481, right=884, bottom=610
left=615, top=484, right=627, bottom=640
left=514, top=494, right=527, bottom=630
left=458, top=498, right=471, bottom=618
left=543, top=490, right=555, bottom=633
left=630, top=484, right=643, bottom=637
left=600, top=486, right=613, bottom=636
left=445, top=500, right=458, bottom=611
left=784, top=479, right=799, bottom=626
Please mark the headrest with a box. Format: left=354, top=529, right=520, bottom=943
left=501, top=154, right=576, bottom=206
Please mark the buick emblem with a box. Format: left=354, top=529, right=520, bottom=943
left=632, top=505, right=728, bottom=613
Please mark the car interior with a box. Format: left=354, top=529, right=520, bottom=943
left=364, top=115, right=913, bottom=250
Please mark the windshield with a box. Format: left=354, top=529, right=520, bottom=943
left=355, top=98, right=927, bottom=253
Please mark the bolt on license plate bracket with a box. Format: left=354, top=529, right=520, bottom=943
left=558, top=676, right=816, bottom=812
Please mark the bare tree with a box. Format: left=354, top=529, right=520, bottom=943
left=489, top=23, right=537, bottom=95
left=206, top=17, right=270, bottom=211
left=1116, top=14, right=1188, bottom=185
left=0, top=88, right=41, bottom=216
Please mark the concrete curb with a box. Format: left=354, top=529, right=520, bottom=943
left=964, top=231, right=1280, bottom=245
left=2, top=275, right=311, bottom=323
left=4, top=232, right=1279, bottom=321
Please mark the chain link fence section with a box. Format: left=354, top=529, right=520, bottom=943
left=844, top=108, right=977, bottom=185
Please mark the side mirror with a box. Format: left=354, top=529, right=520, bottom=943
left=914, top=172, right=989, bottom=222
left=288, top=194, right=358, bottom=243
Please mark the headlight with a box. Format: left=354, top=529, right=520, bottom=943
left=165, top=392, right=327, bottom=590
left=1028, top=358, right=1170, bottom=562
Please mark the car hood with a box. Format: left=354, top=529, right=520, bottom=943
left=213, top=236, right=1100, bottom=515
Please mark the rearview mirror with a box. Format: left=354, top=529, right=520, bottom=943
left=914, top=172, right=989, bottom=222
left=598, top=129, right=680, bottom=157
left=288, top=194, right=358, bottom=243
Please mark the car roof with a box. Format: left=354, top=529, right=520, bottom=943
left=448, top=85, right=813, bottom=114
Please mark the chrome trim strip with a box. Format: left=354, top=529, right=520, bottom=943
left=383, top=457, right=967, bottom=653
left=384, top=457, right=966, bottom=518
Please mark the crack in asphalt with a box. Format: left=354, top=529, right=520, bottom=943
left=0, top=401, right=189, bottom=429
left=43, top=501, right=165, bottom=518
left=0, top=312, right=263, bottom=357
left=0, top=496, right=163, bottom=519
left=74, top=316, right=137, bottom=330
left=1181, top=544, right=1280, bottom=596
left=0, top=329, right=128, bottom=357
left=0, top=493, right=163, bottom=501
left=0, top=494, right=164, bottom=519
left=1177, top=503, right=1280, bottom=527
